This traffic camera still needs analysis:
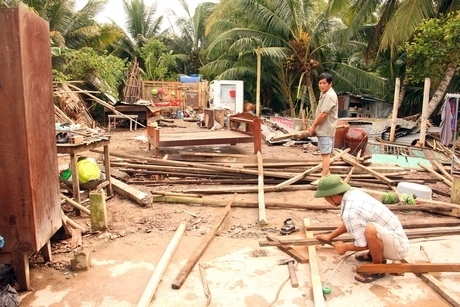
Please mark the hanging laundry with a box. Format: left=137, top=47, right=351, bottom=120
left=440, top=97, right=455, bottom=146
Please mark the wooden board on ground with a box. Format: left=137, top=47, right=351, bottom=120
left=304, top=218, right=325, bottom=307
left=266, top=233, right=309, bottom=264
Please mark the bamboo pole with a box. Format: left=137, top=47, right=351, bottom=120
left=61, top=194, right=90, bottom=216
left=338, top=150, right=394, bottom=185
left=61, top=209, right=87, bottom=233
left=275, top=148, right=350, bottom=189
left=137, top=222, right=187, bottom=307
left=149, top=194, right=448, bottom=212
left=431, top=159, right=454, bottom=182
left=344, top=150, right=361, bottom=183
left=181, top=184, right=317, bottom=194
left=103, top=151, right=299, bottom=180
left=417, top=162, right=452, bottom=187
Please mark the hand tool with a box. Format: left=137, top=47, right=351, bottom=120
left=322, top=252, right=356, bottom=294
left=278, top=258, right=298, bottom=288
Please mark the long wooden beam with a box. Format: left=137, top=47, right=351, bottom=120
left=137, top=222, right=186, bottom=307
left=418, top=162, right=452, bottom=187
left=356, top=263, right=460, bottom=274
left=337, top=150, right=394, bottom=185
left=171, top=194, right=236, bottom=289
left=257, top=151, right=268, bottom=225
left=275, top=149, right=350, bottom=189
left=403, top=258, right=460, bottom=307
left=259, top=227, right=460, bottom=247
left=304, top=220, right=460, bottom=231
left=305, top=218, right=325, bottom=307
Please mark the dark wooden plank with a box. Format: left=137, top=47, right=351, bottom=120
left=266, top=234, right=309, bottom=264
left=305, top=220, right=460, bottom=231
left=356, top=263, right=460, bottom=274
left=171, top=194, right=236, bottom=289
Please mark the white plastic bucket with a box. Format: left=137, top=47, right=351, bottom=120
left=397, top=182, right=432, bottom=200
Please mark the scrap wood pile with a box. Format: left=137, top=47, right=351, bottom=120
left=93, top=147, right=460, bottom=218
left=53, top=82, right=146, bottom=139
left=54, top=83, right=98, bottom=128
left=122, top=57, right=143, bottom=103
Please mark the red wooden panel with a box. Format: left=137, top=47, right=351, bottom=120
left=0, top=4, right=61, bottom=253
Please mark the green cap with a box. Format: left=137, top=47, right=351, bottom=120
left=314, top=174, right=351, bottom=198
left=60, top=169, right=72, bottom=181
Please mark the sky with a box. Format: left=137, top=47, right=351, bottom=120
left=76, top=0, right=216, bottom=31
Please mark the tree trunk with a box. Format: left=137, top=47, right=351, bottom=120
left=425, top=63, right=457, bottom=119
left=305, top=73, right=317, bottom=116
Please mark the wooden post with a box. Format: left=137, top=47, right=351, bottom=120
left=256, top=46, right=261, bottom=117
left=89, top=191, right=107, bottom=231
left=419, top=78, right=431, bottom=146
left=451, top=177, right=460, bottom=204
left=137, top=222, right=187, bottom=307
left=389, top=78, right=401, bottom=142
left=257, top=151, right=267, bottom=225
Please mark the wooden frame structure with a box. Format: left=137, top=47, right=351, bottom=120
left=147, top=112, right=262, bottom=156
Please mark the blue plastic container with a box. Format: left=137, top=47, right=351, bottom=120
left=179, top=76, right=201, bottom=83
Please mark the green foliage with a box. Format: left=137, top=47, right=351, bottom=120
left=57, top=47, right=127, bottom=98
left=406, top=12, right=460, bottom=85
left=139, top=39, right=179, bottom=81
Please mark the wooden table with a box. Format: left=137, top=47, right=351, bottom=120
left=57, top=138, right=113, bottom=209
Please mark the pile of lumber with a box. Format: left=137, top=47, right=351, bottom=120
left=87, top=148, right=460, bottom=218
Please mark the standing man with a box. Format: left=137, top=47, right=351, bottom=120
left=308, top=72, right=338, bottom=184
left=314, top=175, right=409, bottom=283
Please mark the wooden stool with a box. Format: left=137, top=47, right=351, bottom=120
left=108, top=115, right=138, bottom=132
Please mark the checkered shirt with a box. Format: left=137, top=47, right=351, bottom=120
left=340, top=189, right=409, bottom=255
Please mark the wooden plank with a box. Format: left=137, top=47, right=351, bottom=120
left=111, top=177, right=151, bottom=206
left=452, top=177, right=460, bottom=204
left=418, top=162, right=452, bottom=187
left=266, top=234, right=309, bottom=264
left=275, top=149, right=350, bottom=189
left=260, top=227, right=460, bottom=247
left=257, top=151, right=267, bottom=225
left=356, top=263, right=460, bottom=274
left=304, top=218, right=325, bottom=307
left=344, top=150, right=361, bottom=183
left=137, top=222, right=187, bottom=307
left=432, top=159, right=454, bottom=182
left=403, top=259, right=460, bottom=307
left=304, top=220, right=460, bottom=231
left=338, top=150, right=394, bottom=185
left=171, top=194, right=236, bottom=289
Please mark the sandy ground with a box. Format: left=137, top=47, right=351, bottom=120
left=13, top=118, right=460, bottom=306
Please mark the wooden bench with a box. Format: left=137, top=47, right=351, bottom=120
left=147, top=112, right=262, bottom=157
left=108, top=114, right=138, bottom=132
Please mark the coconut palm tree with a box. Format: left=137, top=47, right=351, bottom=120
left=162, top=1, right=216, bottom=75
left=1, top=0, right=114, bottom=50
left=110, top=0, right=164, bottom=62
left=328, top=0, right=460, bottom=115
left=202, top=0, right=387, bottom=116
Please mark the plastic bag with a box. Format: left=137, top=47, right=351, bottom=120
left=0, top=284, right=19, bottom=307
